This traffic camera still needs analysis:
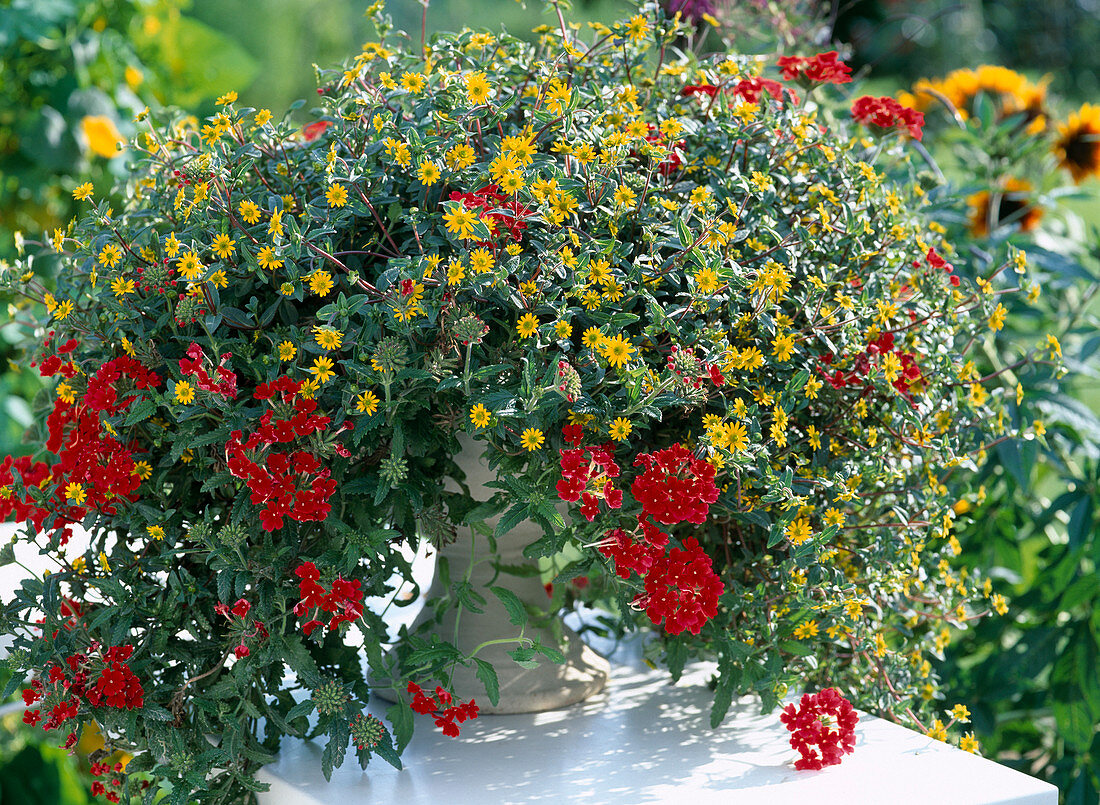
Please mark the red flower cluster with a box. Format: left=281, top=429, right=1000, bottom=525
left=681, top=78, right=789, bottom=105
left=214, top=597, right=268, bottom=658
left=921, top=247, right=961, bottom=287
left=777, top=51, right=852, bottom=84
left=819, top=332, right=924, bottom=399
left=630, top=443, right=720, bottom=526
left=292, top=562, right=363, bottom=637
left=598, top=518, right=722, bottom=635
left=449, top=184, right=532, bottom=245
left=2, top=351, right=156, bottom=536
left=179, top=342, right=238, bottom=400
left=851, top=95, right=924, bottom=140
left=89, top=758, right=132, bottom=803
left=22, top=644, right=145, bottom=738
left=225, top=376, right=335, bottom=531
left=556, top=440, right=623, bottom=521
left=780, top=688, right=859, bottom=770
left=406, top=682, right=479, bottom=737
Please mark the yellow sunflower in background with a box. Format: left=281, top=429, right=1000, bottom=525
left=967, top=177, right=1043, bottom=237
left=905, top=65, right=1048, bottom=132
left=1055, top=103, right=1100, bottom=184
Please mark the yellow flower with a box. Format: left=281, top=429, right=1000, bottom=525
left=609, top=417, right=632, bottom=441
left=175, top=380, right=196, bottom=404
left=613, top=185, right=637, bottom=208
left=989, top=303, right=1007, bottom=331
left=785, top=518, right=812, bottom=546
left=465, top=71, right=491, bottom=105
left=356, top=390, right=380, bottom=416
left=147, top=525, right=166, bottom=541
left=209, top=269, right=229, bottom=289
left=991, top=592, right=1008, bottom=615
left=314, top=326, right=343, bottom=351
left=255, top=109, right=273, bottom=126
left=111, top=276, right=136, bottom=299
left=794, top=620, right=818, bottom=640
left=443, top=205, right=479, bottom=239
left=554, top=320, right=572, bottom=339
left=177, top=251, right=203, bottom=281
left=98, top=243, right=123, bottom=268
left=625, top=14, right=649, bottom=42
left=959, top=733, right=980, bottom=754
left=949, top=704, right=971, bottom=723
left=217, top=90, right=238, bottom=105
left=132, top=461, right=153, bottom=480
left=256, top=245, right=283, bottom=271
left=64, top=482, right=87, bottom=505
left=446, top=143, right=476, bottom=170
left=269, top=208, right=285, bottom=238
left=239, top=200, right=262, bottom=224
left=417, top=160, right=441, bottom=186
left=517, top=312, right=539, bottom=338
left=164, top=232, right=181, bottom=257
left=326, top=184, right=349, bottom=208
left=81, top=115, right=124, bottom=158
left=926, top=718, right=948, bottom=742
left=693, top=267, right=719, bottom=294
left=278, top=341, right=297, bottom=361
left=469, top=248, right=495, bottom=274
left=308, top=270, right=334, bottom=296
left=400, top=71, right=427, bottom=93
left=310, top=356, right=336, bottom=384
left=55, top=300, right=74, bottom=320
left=470, top=403, right=491, bottom=428
left=73, top=182, right=94, bottom=201
left=582, top=326, right=605, bottom=350
left=56, top=382, right=76, bottom=404
left=212, top=234, right=236, bottom=260
left=824, top=507, right=845, bottom=527
left=520, top=427, right=544, bottom=451
left=599, top=334, right=635, bottom=368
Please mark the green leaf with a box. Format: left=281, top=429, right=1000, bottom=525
left=493, top=504, right=529, bottom=540
left=387, top=702, right=414, bottom=753
left=507, top=647, right=539, bottom=669
left=123, top=397, right=158, bottom=426
left=474, top=658, right=500, bottom=706
left=490, top=585, right=527, bottom=627
left=1053, top=698, right=1093, bottom=753
left=286, top=699, right=315, bottom=722
left=710, top=676, right=734, bottom=728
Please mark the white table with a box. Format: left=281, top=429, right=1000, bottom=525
left=0, top=523, right=1058, bottom=804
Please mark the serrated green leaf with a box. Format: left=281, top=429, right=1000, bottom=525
left=490, top=585, right=527, bottom=627
left=474, top=658, right=500, bottom=706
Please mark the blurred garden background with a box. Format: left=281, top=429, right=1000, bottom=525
left=2, top=0, right=1100, bottom=802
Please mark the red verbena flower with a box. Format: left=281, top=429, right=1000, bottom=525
left=634, top=537, right=723, bottom=635
left=630, top=443, right=719, bottom=525
left=777, top=51, right=852, bottom=84
left=851, top=95, right=924, bottom=140
left=780, top=688, right=859, bottom=770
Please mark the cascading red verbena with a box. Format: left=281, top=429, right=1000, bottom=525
left=406, top=681, right=479, bottom=737
left=292, top=561, right=364, bottom=637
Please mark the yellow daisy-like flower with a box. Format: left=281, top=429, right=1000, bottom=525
left=443, top=205, right=479, bottom=239
left=469, top=248, right=495, bottom=274
left=499, top=171, right=525, bottom=194
left=73, top=182, right=94, bottom=201
left=989, top=303, right=1007, bottom=331
left=239, top=199, right=262, bottom=224
left=793, top=620, right=818, bottom=640
left=147, top=525, right=166, bottom=541
left=56, top=382, right=75, bottom=405
left=132, top=461, right=153, bottom=481
left=355, top=390, right=380, bottom=416
left=175, top=380, right=196, bottom=405
left=470, top=403, right=491, bottom=428
left=516, top=312, right=539, bottom=338
left=613, top=185, right=637, bottom=208
left=55, top=300, right=74, bottom=320
left=308, top=270, right=334, bottom=296
left=554, top=320, right=572, bottom=339
left=598, top=334, right=635, bottom=368
left=217, top=90, right=238, bottom=105
left=211, top=234, right=236, bottom=260
left=177, top=251, right=203, bottom=281
left=625, top=14, right=649, bottom=42
left=164, top=232, right=181, bottom=257
left=111, top=276, right=135, bottom=299
left=693, top=267, right=719, bottom=294
left=209, top=269, right=229, bottom=289
left=310, top=356, right=336, bottom=383
left=326, top=184, right=349, bottom=208
left=417, top=161, right=441, bottom=186
left=278, top=341, right=297, bottom=361
left=609, top=417, right=632, bottom=441
left=785, top=518, right=812, bottom=546
left=959, top=733, right=980, bottom=754
left=64, top=482, right=87, bottom=505
left=256, top=245, right=283, bottom=271
left=581, top=326, right=605, bottom=350
left=254, top=108, right=273, bottom=126
left=98, top=243, right=123, bottom=268
left=314, top=326, right=343, bottom=351
left=520, top=427, right=544, bottom=451
left=400, top=71, right=427, bottom=93
left=465, top=71, right=491, bottom=105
